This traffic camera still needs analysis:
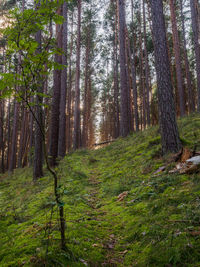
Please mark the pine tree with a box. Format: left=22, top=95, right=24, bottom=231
left=58, top=1, right=68, bottom=158
left=190, top=0, right=200, bottom=111
left=149, top=0, right=182, bottom=153
left=118, top=0, right=130, bottom=137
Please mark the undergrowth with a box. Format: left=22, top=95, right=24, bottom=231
left=0, top=114, right=200, bottom=266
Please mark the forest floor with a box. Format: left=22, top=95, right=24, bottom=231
left=1, top=114, right=200, bottom=266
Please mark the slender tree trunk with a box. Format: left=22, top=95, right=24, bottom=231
left=143, top=0, right=151, bottom=126
left=113, top=0, right=120, bottom=138
left=58, top=2, right=68, bottom=158
left=6, top=99, right=11, bottom=170
left=67, top=13, right=74, bottom=152
left=22, top=135, right=29, bottom=167
left=18, top=108, right=27, bottom=168
left=29, top=104, right=34, bottom=166
left=125, top=31, right=133, bottom=132
left=9, top=100, right=18, bottom=172
left=66, top=13, right=74, bottom=152
left=118, top=0, right=130, bottom=137
left=180, top=0, right=195, bottom=113
left=190, top=0, right=200, bottom=111
left=0, top=99, right=5, bottom=173
left=82, top=28, right=90, bottom=147
left=33, top=14, right=44, bottom=180
left=149, top=0, right=182, bottom=153
left=130, top=0, right=139, bottom=131
left=169, top=0, right=185, bottom=116
left=73, top=0, right=82, bottom=149
left=138, top=11, right=146, bottom=130
left=49, top=6, right=62, bottom=166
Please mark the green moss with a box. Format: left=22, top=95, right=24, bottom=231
left=1, top=114, right=200, bottom=266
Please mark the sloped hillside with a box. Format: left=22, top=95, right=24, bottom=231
left=0, top=114, right=200, bottom=267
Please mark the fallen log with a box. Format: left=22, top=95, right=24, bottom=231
left=93, top=140, right=115, bottom=146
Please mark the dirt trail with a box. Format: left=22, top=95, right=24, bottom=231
left=87, top=168, right=123, bottom=266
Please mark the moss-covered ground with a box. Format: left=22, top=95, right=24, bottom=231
left=1, top=114, right=200, bottom=266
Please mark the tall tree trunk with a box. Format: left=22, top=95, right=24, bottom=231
left=49, top=6, right=62, bottom=166
left=58, top=2, right=68, bottom=158
left=138, top=7, right=146, bottom=130
left=190, top=0, right=200, bottom=111
left=180, top=0, right=195, bottom=113
left=125, top=31, right=133, bottom=132
left=33, top=12, right=44, bottom=180
left=73, top=0, right=82, bottom=149
left=143, top=0, right=151, bottom=126
left=169, top=0, right=185, bottom=116
left=130, top=0, right=139, bottom=131
left=149, top=0, right=182, bottom=153
left=118, top=0, right=130, bottom=137
left=66, top=13, right=74, bottom=152
left=82, top=28, right=90, bottom=148
left=113, top=0, right=120, bottom=138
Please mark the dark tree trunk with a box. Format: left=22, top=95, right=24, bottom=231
left=18, top=108, right=27, bottom=168
left=22, top=122, right=29, bottom=168
left=73, top=0, right=82, bottom=149
left=58, top=2, right=68, bottom=158
left=118, top=0, right=130, bottom=137
left=9, top=100, right=18, bottom=172
left=149, top=0, right=182, bottom=153
left=49, top=6, right=62, bottom=166
left=169, top=0, right=185, bottom=117
left=190, top=0, right=200, bottom=111
left=29, top=103, right=34, bottom=166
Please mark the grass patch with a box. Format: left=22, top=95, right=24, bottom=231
left=0, top=113, right=200, bottom=266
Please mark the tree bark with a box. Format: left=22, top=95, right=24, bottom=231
left=117, top=0, right=130, bottom=137
left=139, top=12, right=146, bottom=130
left=18, top=108, right=27, bottom=168
left=49, top=6, right=62, bottom=166
left=169, top=0, right=185, bottom=116
left=6, top=98, right=11, bottom=170
left=113, top=0, right=120, bottom=138
left=9, top=100, right=18, bottom=172
left=73, top=0, right=82, bottom=149
left=190, top=0, right=200, bottom=111
left=82, top=27, right=90, bottom=148
left=149, top=0, right=182, bottom=153
left=58, top=2, right=68, bottom=158
left=143, top=0, right=151, bottom=126
left=0, top=99, right=5, bottom=173
left=66, top=12, right=74, bottom=152
left=29, top=102, right=34, bottom=166
left=180, top=0, right=195, bottom=113
left=33, top=15, right=44, bottom=180
left=130, top=0, right=139, bottom=131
